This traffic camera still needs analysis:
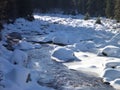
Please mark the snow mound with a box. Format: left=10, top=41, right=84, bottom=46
left=51, top=47, right=79, bottom=62
left=6, top=66, right=30, bottom=87
left=35, top=31, right=69, bottom=45
left=74, top=41, right=96, bottom=52
left=52, top=31, right=69, bottom=45
left=111, top=78, right=120, bottom=90
left=101, top=68, right=120, bottom=82
left=98, top=45, right=120, bottom=58
left=10, top=49, right=28, bottom=66
left=103, top=59, right=120, bottom=69
left=15, top=41, right=41, bottom=50
left=17, top=41, right=35, bottom=50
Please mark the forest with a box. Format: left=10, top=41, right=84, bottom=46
left=0, top=0, right=120, bottom=23
left=0, top=0, right=120, bottom=90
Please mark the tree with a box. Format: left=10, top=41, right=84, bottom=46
left=87, top=0, right=96, bottom=16
left=95, top=17, right=102, bottom=24
left=95, top=0, right=105, bottom=16
left=16, top=0, right=33, bottom=19
left=114, top=0, right=120, bottom=22
left=87, top=0, right=105, bottom=16
left=84, top=13, right=90, bottom=20
left=78, top=0, right=88, bottom=14
left=105, top=0, right=114, bottom=18
left=0, top=0, right=8, bottom=21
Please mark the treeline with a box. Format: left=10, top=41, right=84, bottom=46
left=0, top=0, right=33, bottom=23
left=33, top=0, right=120, bottom=21
left=0, top=0, right=120, bottom=22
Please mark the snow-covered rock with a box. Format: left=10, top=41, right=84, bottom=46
left=101, top=68, right=120, bottom=82
left=74, top=41, right=96, bottom=52
left=111, top=78, right=120, bottom=90
left=1, top=14, right=119, bottom=90
left=52, top=31, right=69, bottom=45
left=103, top=59, right=120, bottom=69
left=34, top=43, right=42, bottom=49
left=10, top=49, right=28, bottom=66
left=51, top=47, right=79, bottom=62
left=16, top=41, right=35, bottom=50
left=98, top=45, right=120, bottom=58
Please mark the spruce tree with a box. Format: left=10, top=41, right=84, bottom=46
left=95, top=17, right=102, bottom=24
left=95, top=0, right=105, bottom=16
left=87, top=0, right=96, bottom=16
left=114, top=0, right=120, bottom=22
left=78, top=0, right=88, bottom=14
left=17, top=0, right=33, bottom=19
left=0, top=0, right=8, bottom=20
left=105, top=0, right=114, bottom=18
left=84, top=13, right=90, bottom=20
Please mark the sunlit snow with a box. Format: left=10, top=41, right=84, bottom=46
left=0, top=13, right=120, bottom=90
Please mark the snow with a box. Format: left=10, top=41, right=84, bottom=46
left=16, top=41, right=35, bottom=50
left=0, top=13, right=120, bottom=90
left=98, top=45, right=120, bottom=58
left=51, top=47, right=79, bottom=62
left=10, top=49, right=28, bottom=66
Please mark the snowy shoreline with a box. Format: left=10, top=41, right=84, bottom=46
left=0, top=13, right=120, bottom=90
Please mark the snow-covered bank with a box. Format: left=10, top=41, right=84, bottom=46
left=0, top=13, right=120, bottom=90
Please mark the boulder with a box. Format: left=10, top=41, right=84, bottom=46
left=98, top=45, right=120, bottom=58
left=51, top=47, right=79, bottom=62
left=4, top=32, right=22, bottom=50
left=7, top=32, right=22, bottom=40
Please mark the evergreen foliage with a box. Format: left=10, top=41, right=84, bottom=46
left=95, top=17, right=102, bottom=24
left=105, top=0, right=114, bottom=18
left=0, top=0, right=120, bottom=22
left=114, top=0, right=120, bottom=22
left=84, top=13, right=90, bottom=20
left=0, top=0, right=8, bottom=20
left=17, top=0, right=33, bottom=18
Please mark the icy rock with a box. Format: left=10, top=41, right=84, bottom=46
left=111, top=78, right=120, bottom=90
left=98, top=45, right=120, bottom=58
left=52, top=32, right=69, bottom=45
left=7, top=32, right=22, bottom=40
left=4, top=32, right=22, bottom=50
left=34, top=43, right=41, bottom=49
left=103, top=60, right=120, bottom=69
left=51, top=47, right=79, bottom=62
left=101, top=68, right=120, bottom=82
left=10, top=49, right=28, bottom=66
left=17, top=41, right=35, bottom=50
left=74, top=41, right=96, bottom=52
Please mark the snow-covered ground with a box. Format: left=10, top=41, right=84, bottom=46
left=0, top=13, right=120, bottom=90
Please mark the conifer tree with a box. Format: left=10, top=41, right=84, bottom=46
left=95, top=17, right=102, bottom=24
left=87, top=0, right=99, bottom=16
left=0, top=0, right=8, bottom=20
left=95, top=0, right=105, bottom=16
left=84, top=13, right=90, bottom=20
left=78, top=0, right=88, bottom=14
left=114, top=0, right=120, bottom=22
left=17, top=0, right=33, bottom=18
left=105, top=0, right=114, bottom=18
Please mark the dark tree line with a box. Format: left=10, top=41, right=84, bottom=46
left=0, top=0, right=120, bottom=22
left=0, top=0, right=33, bottom=23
